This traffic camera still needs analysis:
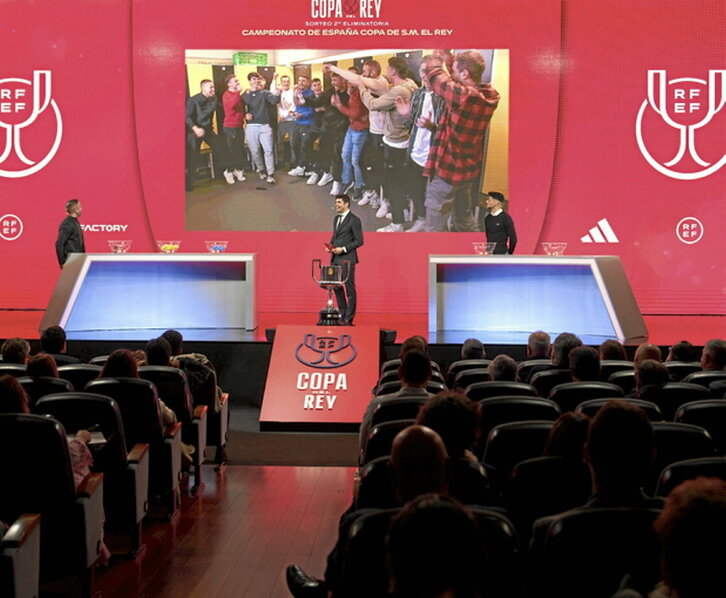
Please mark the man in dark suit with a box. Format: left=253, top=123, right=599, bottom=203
left=55, top=198, right=85, bottom=267
left=328, top=194, right=363, bottom=325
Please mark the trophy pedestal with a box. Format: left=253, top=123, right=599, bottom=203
left=318, top=289, right=343, bottom=326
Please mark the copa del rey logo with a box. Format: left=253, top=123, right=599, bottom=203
left=0, top=70, right=62, bottom=178
left=311, top=0, right=382, bottom=19
left=636, top=70, right=726, bottom=180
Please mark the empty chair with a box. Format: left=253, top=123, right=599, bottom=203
left=477, top=397, right=560, bottom=459
left=482, top=420, right=554, bottom=486
left=675, top=399, right=726, bottom=454
left=548, top=381, right=624, bottom=413
left=85, top=377, right=182, bottom=518
left=506, top=455, right=591, bottom=544
left=139, top=365, right=208, bottom=489
left=655, top=456, right=726, bottom=497
left=608, top=369, right=636, bottom=395
left=530, top=369, right=571, bottom=397
left=531, top=508, right=662, bottom=598
left=0, top=363, right=26, bottom=377
left=35, top=392, right=150, bottom=555
left=57, top=363, right=102, bottom=392
left=664, top=361, right=702, bottom=381
left=190, top=366, right=229, bottom=467
left=453, top=368, right=490, bottom=390
left=17, top=376, right=73, bottom=406
left=362, top=419, right=415, bottom=465
left=599, top=360, right=634, bottom=381
left=576, top=398, right=663, bottom=421
left=1, top=513, right=41, bottom=598
left=447, top=359, right=491, bottom=387
left=465, top=381, right=537, bottom=401
left=638, top=382, right=710, bottom=420
left=516, top=359, right=552, bottom=382
left=88, top=354, right=110, bottom=365
left=684, top=370, right=726, bottom=388
left=370, top=396, right=429, bottom=428
left=0, top=414, right=104, bottom=594
left=649, top=421, right=716, bottom=494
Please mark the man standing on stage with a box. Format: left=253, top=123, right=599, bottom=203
left=328, top=194, right=363, bottom=326
left=55, top=198, right=85, bottom=267
left=480, top=191, right=517, bottom=254
left=421, top=51, right=501, bottom=232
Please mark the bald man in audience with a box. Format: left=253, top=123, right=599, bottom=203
left=527, top=331, right=551, bottom=359
left=634, top=342, right=662, bottom=364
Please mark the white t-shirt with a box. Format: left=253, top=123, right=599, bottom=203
left=410, top=91, right=435, bottom=167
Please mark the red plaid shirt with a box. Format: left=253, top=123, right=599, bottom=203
left=423, top=68, right=500, bottom=185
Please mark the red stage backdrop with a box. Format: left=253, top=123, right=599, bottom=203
left=1, top=0, right=723, bottom=317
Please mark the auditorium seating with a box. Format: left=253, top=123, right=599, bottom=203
left=664, top=361, right=702, bottom=381
left=362, top=419, right=415, bottom=465
left=35, top=392, right=151, bottom=555
left=193, top=368, right=229, bottom=468
left=638, top=382, right=710, bottom=420
left=381, top=358, right=441, bottom=374
left=452, top=368, right=490, bottom=390
left=516, top=359, right=551, bottom=382
left=675, top=399, right=726, bottom=454
left=369, top=396, right=429, bottom=428
left=683, top=370, right=726, bottom=388
left=17, top=375, right=73, bottom=406
left=575, top=398, right=664, bottom=421
left=607, top=369, right=636, bottom=394
left=89, top=355, right=110, bottom=365
left=57, top=363, right=102, bottom=392
left=1, top=513, right=41, bottom=598
left=655, top=456, right=726, bottom=497
left=85, top=377, right=182, bottom=518
left=598, top=359, right=634, bottom=382
left=0, top=363, right=26, bottom=377
left=482, top=420, right=554, bottom=485
left=374, top=379, right=446, bottom=396
left=139, top=365, right=208, bottom=490
left=548, top=381, right=624, bottom=413
left=465, top=381, right=537, bottom=401
left=447, top=359, right=491, bottom=386
left=529, top=369, right=571, bottom=397
left=0, top=414, right=104, bottom=595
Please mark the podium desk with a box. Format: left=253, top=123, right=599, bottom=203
left=429, top=255, right=647, bottom=345
left=41, top=253, right=256, bottom=341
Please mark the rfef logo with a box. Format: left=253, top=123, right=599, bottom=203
left=676, top=217, right=704, bottom=245
left=295, top=333, right=357, bottom=368
left=636, top=70, right=726, bottom=180
left=0, top=214, right=23, bottom=241
left=0, top=70, right=63, bottom=178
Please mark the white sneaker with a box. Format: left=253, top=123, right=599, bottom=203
left=343, top=181, right=355, bottom=195
left=223, top=170, right=235, bottom=184
left=288, top=166, right=306, bottom=176
left=377, top=222, right=404, bottom=232
left=318, top=172, right=334, bottom=186
left=258, top=171, right=267, bottom=180
left=369, top=196, right=381, bottom=209
left=266, top=175, right=276, bottom=184
left=358, top=190, right=375, bottom=206
left=375, top=200, right=390, bottom=219
left=403, top=208, right=411, bottom=222
left=406, top=219, right=426, bottom=232
left=233, top=169, right=246, bottom=182
left=330, top=181, right=343, bottom=196
left=386, top=213, right=392, bottom=220
left=307, top=172, right=320, bottom=185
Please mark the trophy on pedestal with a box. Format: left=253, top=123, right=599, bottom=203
left=311, top=259, right=350, bottom=326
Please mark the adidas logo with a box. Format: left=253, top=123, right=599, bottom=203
left=580, top=218, right=619, bottom=244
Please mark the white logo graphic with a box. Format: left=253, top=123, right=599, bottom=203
left=676, top=217, right=704, bottom=244
left=0, top=70, right=63, bottom=178
left=636, top=70, right=726, bottom=180
left=580, top=218, right=620, bottom=244
left=0, top=214, right=23, bottom=241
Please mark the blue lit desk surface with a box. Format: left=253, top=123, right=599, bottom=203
left=41, top=253, right=256, bottom=340
left=429, top=255, right=647, bottom=345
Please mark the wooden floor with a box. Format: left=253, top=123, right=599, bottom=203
left=97, top=465, right=355, bottom=598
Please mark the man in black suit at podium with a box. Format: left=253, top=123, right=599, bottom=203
left=328, top=194, right=363, bottom=325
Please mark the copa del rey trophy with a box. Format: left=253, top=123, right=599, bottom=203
left=311, top=259, right=350, bottom=326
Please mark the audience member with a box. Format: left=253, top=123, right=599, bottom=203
left=361, top=349, right=432, bottom=451
left=701, top=338, right=726, bottom=371
left=666, top=340, right=698, bottom=362
left=1, top=337, right=30, bottom=365
left=634, top=342, right=662, bottom=364
left=599, top=339, right=628, bottom=361
left=39, top=325, right=81, bottom=365
left=0, top=374, right=30, bottom=413
left=416, top=391, right=479, bottom=463
left=543, top=412, right=590, bottom=462
left=460, top=338, right=485, bottom=360
left=488, top=354, right=517, bottom=382
left=569, top=346, right=601, bottom=382
left=527, top=332, right=582, bottom=382
left=634, top=359, right=669, bottom=396
left=146, top=336, right=173, bottom=367
left=526, top=331, right=551, bottom=359
left=386, top=494, right=482, bottom=598
left=26, top=353, right=59, bottom=378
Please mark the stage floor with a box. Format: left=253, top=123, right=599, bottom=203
left=1, top=310, right=723, bottom=346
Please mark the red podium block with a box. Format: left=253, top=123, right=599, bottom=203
left=260, top=325, right=380, bottom=431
